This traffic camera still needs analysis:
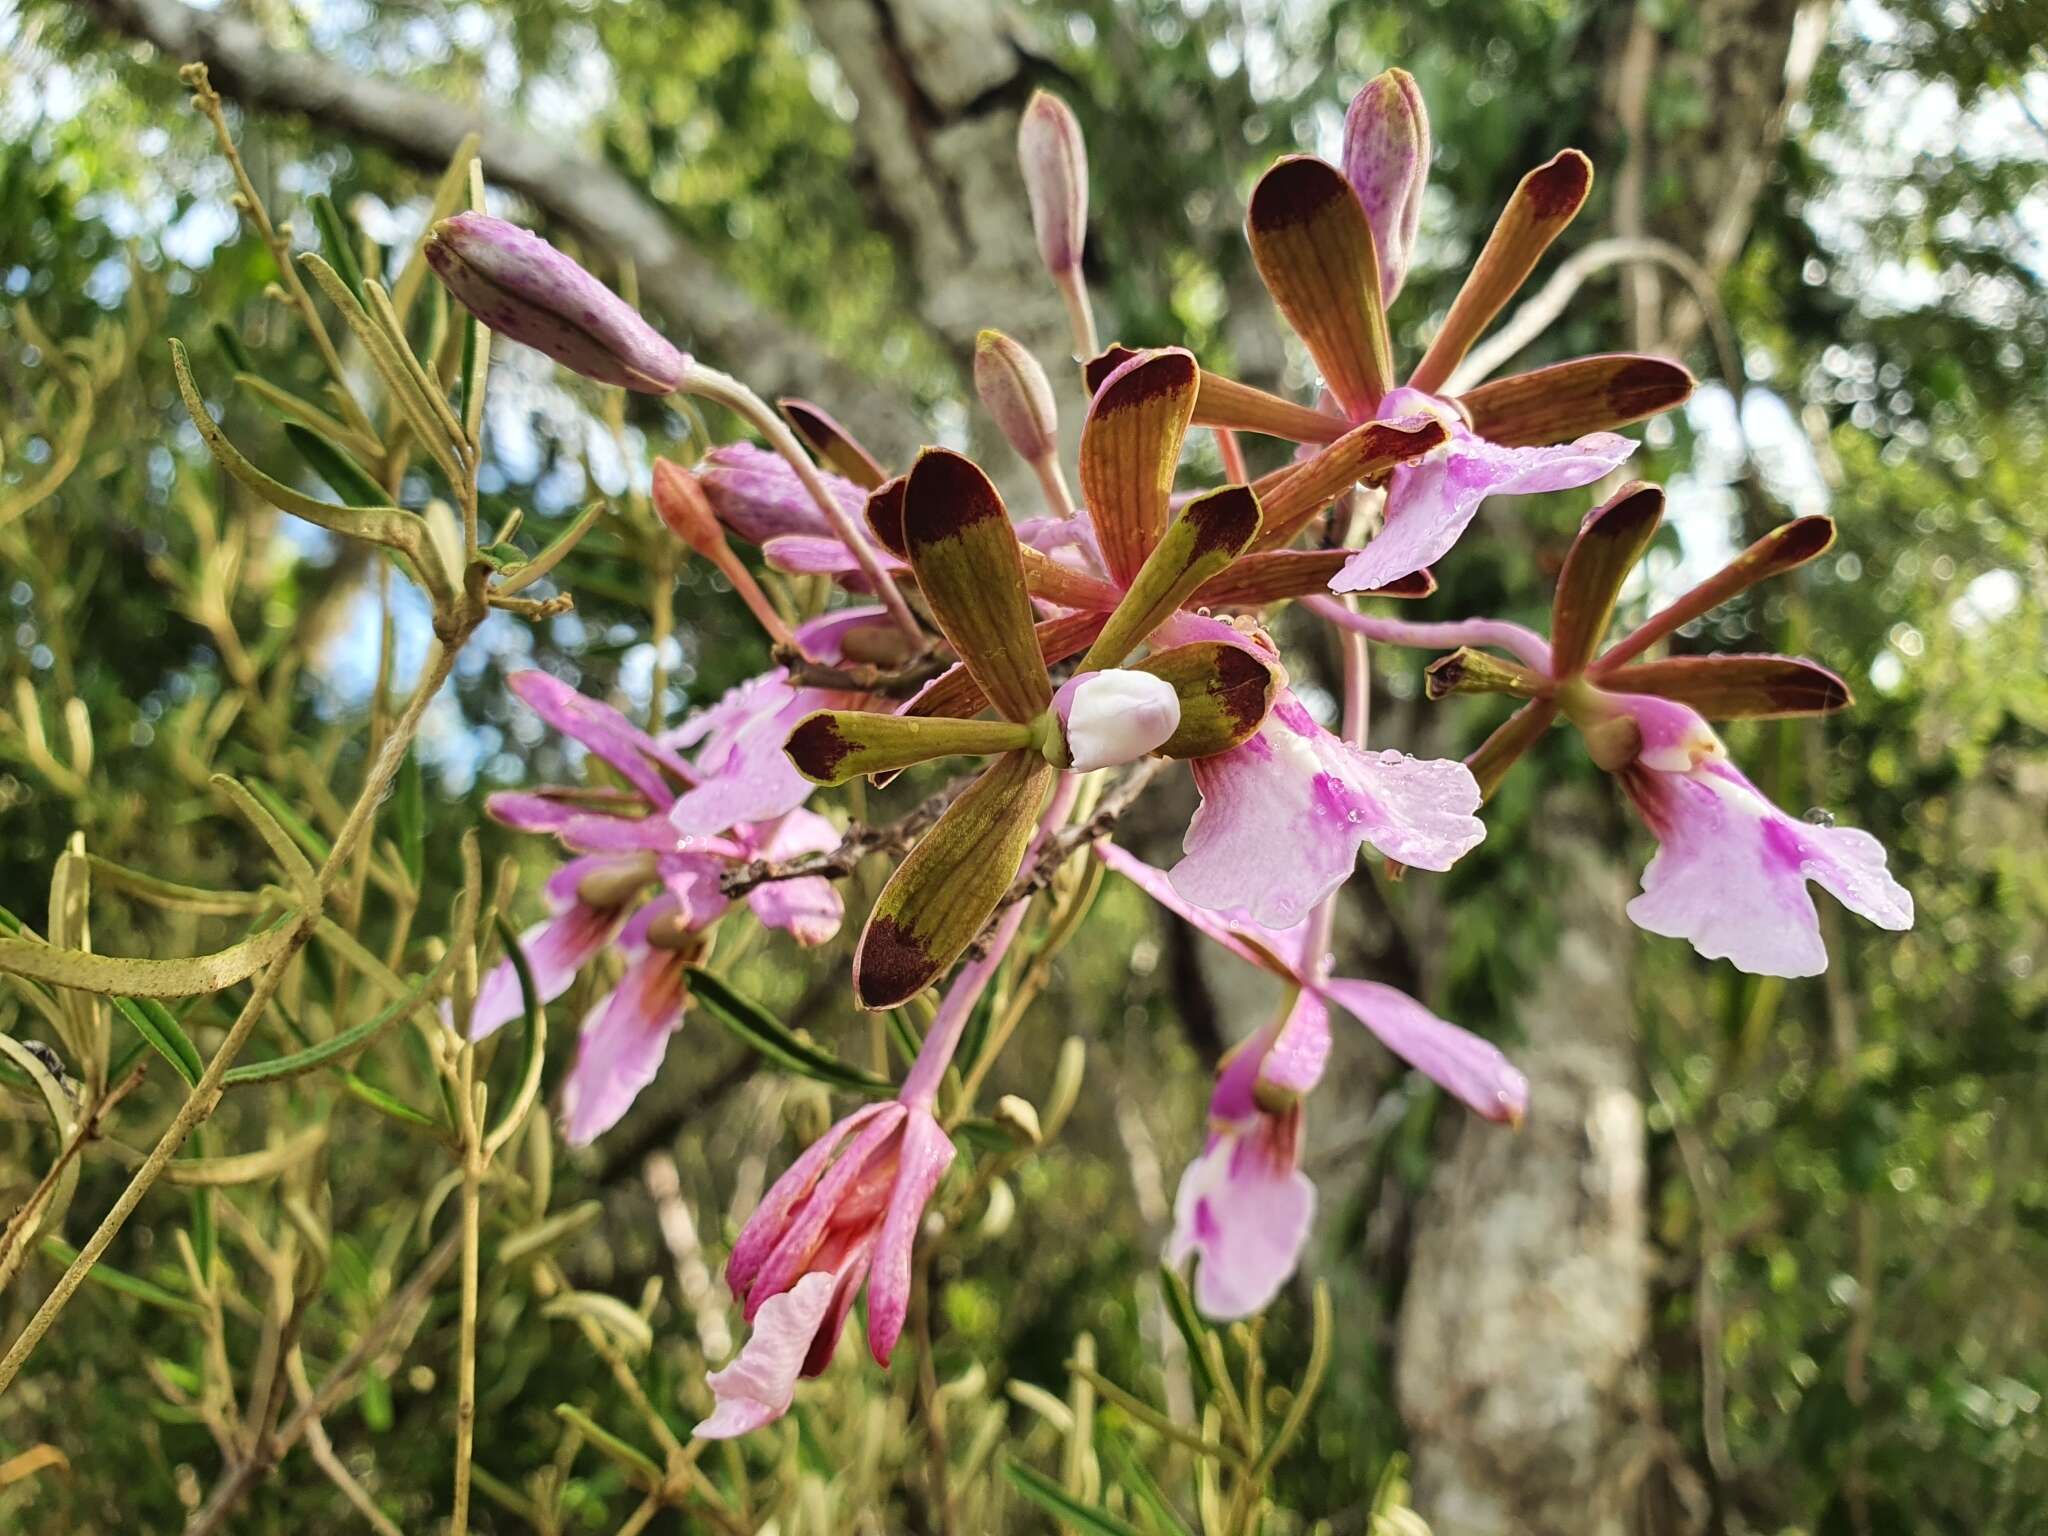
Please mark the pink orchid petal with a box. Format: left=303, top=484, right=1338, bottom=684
left=1093, top=841, right=1298, bottom=979
left=1167, top=1128, right=1316, bottom=1321
left=1313, top=976, right=1527, bottom=1123
left=1624, top=757, right=1912, bottom=977
left=663, top=670, right=816, bottom=837
left=1329, top=395, right=1637, bottom=592
left=697, top=441, right=864, bottom=547
left=660, top=852, right=732, bottom=930
left=554, top=813, right=680, bottom=855
left=794, top=605, right=890, bottom=665
left=1172, top=692, right=1484, bottom=929
left=742, top=809, right=846, bottom=946
left=464, top=894, right=625, bottom=1042
left=1260, top=992, right=1333, bottom=1097
left=747, top=1110, right=907, bottom=1314
left=558, top=939, right=690, bottom=1146
left=694, top=1269, right=840, bottom=1439
left=727, top=1102, right=896, bottom=1298
left=865, top=1109, right=956, bottom=1366
left=508, top=671, right=693, bottom=805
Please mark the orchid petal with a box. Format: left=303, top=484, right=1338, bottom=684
left=1330, top=401, right=1636, bottom=593
left=559, top=933, right=690, bottom=1146
left=1314, top=976, right=1527, bottom=1123
left=694, top=1269, right=840, bottom=1439
left=1172, top=693, right=1484, bottom=929
left=1167, top=1128, right=1316, bottom=1321
left=866, top=1109, right=956, bottom=1365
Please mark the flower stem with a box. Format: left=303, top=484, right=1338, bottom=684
left=681, top=363, right=921, bottom=642
left=1304, top=594, right=1555, bottom=675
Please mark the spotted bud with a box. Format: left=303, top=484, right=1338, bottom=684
left=424, top=212, right=686, bottom=393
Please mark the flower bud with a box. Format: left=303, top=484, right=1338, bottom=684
left=974, top=330, right=1059, bottom=465
left=651, top=457, right=727, bottom=560
left=1018, top=90, right=1088, bottom=277
left=1052, top=669, right=1180, bottom=771
left=424, top=212, right=686, bottom=394
left=1341, top=68, right=1430, bottom=306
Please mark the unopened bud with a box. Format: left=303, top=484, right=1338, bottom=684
left=652, top=458, right=727, bottom=560
left=424, top=212, right=686, bottom=394
left=1342, top=68, right=1431, bottom=306
left=975, top=330, right=1059, bottom=465
left=1018, top=90, right=1088, bottom=277
left=993, top=1094, right=1042, bottom=1147
left=1052, top=669, right=1181, bottom=771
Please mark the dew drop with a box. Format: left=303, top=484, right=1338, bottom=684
left=1803, top=807, right=1836, bottom=827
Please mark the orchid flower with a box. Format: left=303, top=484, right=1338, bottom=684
left=1136, top=69, right=1693, bottom=592
left=1097, top=843, right=1525, bottom=1317
left=1312, top=481, right=1914, bottom=975
left=779, top=445, right=1284, bottom=1008
left=696, top=871, right=1045, bottom=1436
left=467, top=666, right=851, bottom=1143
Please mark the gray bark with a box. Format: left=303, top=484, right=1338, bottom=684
left=801, top=0, right=1082, bottom=491
left=79, top=0, right=926, bottom=459
left=1396, top=817, right=1652, bottom=1536
left=1394, top=9, right=1832, bottom=1529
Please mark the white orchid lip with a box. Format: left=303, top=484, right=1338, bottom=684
left=1053, top=668, right=1181, bottom=771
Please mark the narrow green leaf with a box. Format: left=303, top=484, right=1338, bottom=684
left=284, top=424, right=388, bottom=510
left=552, top=1405, right=662, bottom=1486
left=310, top=193, right=368, bottom=304
left=0, top=913, right=301, bottom=999
left=484, top=917, right=548, bottom=1150
left=38, top=1238, right=203, bottom=1318
left=685, top=966, right=893, bottom=1096
left=245, top=777, right=335, bottom=863
left=222, top=952, right=449, bottom=1086
left=342, top=1074, right=444, bottom=1131
left=1099, top=1432, right=1196, bottom=1536
left=1157, top=1265, right=1222, bottom=1406
left=1002, top=1458, right=1147, bottom=1536
left=395, top=751, right=426, bottom=887
left=112, top=996, right=204, bottom=1088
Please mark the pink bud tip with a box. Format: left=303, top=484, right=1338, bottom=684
left=974, top=330, right=1059, bottom=464
left=1018, top=90, right=1088, bottom=277
left=1341, top=69, right=1431, bottom=306
left=424, top=212, right=687, bottom=394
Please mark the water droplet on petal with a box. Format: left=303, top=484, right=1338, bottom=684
left=1803, top=807, right=1836, bottom=827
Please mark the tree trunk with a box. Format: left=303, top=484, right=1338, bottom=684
left=1396, top=815, right=1651, bottom=1536
left=1393, top=7, right=1833, bottom=1528
left=802, top=0, right=1082, bottom=492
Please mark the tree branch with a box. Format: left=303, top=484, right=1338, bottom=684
left=77, top=0, right=924, bottom=459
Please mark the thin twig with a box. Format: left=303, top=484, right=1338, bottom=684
left=718, top=774, right=972, bottom=896
left=185, top=1228, right=464, bottom=1535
